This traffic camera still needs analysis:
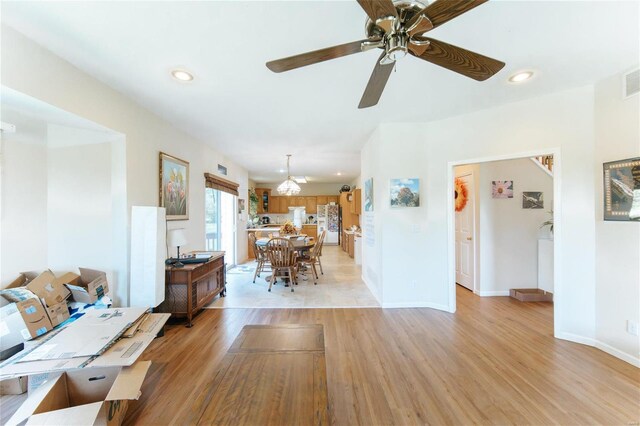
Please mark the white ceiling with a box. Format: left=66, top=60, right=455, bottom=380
left=2, top=1, right=638, bottom=183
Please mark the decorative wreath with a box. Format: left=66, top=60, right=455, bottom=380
left=454, top=178, right=468, bottom=212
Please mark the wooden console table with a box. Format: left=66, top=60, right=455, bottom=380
left=160, top=252, right=225, bottom=327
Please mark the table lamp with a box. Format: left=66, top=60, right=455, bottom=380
left=168, top=228, right=188, bottom=268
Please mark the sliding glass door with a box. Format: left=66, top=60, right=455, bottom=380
left=205, top=188, right=237, bottom=267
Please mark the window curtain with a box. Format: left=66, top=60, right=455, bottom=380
left=204, top=173, right=239, bottom=196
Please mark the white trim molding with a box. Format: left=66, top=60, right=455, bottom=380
left=475, top=290, right=510, bottom=297
left=556, top=332, right=640, bottom=368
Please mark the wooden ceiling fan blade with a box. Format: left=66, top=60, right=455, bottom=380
left=266, top=39, right=376, bottom=73
left=406, top=0, right=488, bottom=32
left=357, top=0, right=398, bottom=23
left=410, top=37, right=504, bottom=81
left=358, top=52, right=395, bottom=109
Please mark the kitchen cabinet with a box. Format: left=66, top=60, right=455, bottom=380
left=305, top=197, right=317, bottom=214
left=255, top=188, right=271, bottom=214
left=295, top=196, right=306, bottom=207
left=301, top=225, right=317, bottom=240
left=350, top=189, right=361, bottom=215
left=279, top=197, right=289, bottom=213
left=268, top=195, right=280, bottom=214
left=327, top=195, right=338, bottom=205
left=316, top=196, right=328, bottom=205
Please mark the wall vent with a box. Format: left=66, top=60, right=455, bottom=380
left=217, top=164, right=228, bottom=175
left=623, top=68, right=640, bottom=99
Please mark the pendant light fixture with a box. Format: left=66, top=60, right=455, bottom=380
left=277, top=154, right=301, bottom=196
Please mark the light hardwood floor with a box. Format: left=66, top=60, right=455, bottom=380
left=120, top=287, right=639, bottom=425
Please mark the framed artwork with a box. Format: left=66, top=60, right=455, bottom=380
left=603, top=157, right=640, bottom=221
left=364, top=178, right=374, bottom=212
left=390, top=178, right=420, bottom=207
left=522, top=191, right=544, bottom=209
left=238, top=199, right=246, bottom=213
left=159, top=152, right=189, bottom=220
left=492, top=180, right=514, bottom=199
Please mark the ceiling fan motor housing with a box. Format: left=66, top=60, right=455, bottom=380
left=365, top=0, right=429, bottom=63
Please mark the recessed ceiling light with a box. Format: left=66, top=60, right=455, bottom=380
left=278, top=169, right=286, bottom=173
left=508, top=71, right=534, bottom=83
left=171, top=69, right=194, bottom=82
left=337, top=172, right=342, bottom=176
left=294, top=176, right=307, bottom=183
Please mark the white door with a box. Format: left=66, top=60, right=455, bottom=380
left=455, top=173, right=475, bottom=290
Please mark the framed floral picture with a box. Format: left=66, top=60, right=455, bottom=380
left=364, top=178, right=374, bottom=212
left=492, top=180, right=513, bottom=199
left=159, top=152, right=189, bottom=220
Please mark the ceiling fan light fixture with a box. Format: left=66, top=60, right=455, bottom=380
left=277, top=154, right=302, bottom=196
left=171, top=69, right=194, bottom=82
left=508, top=71, right=534, bottom=83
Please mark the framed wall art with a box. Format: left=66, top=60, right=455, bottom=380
left=364, top=178, right=374, bottom=212
left=390, top=178, right=420, bottom=208
left=522, top=192, right=543, bottom=209
left=159, top=152, right=189, bottom=220
left=603, top=157, right=640, bottom=221
left=492, top=180, right=514, bottom=199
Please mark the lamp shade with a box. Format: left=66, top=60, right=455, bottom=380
left=168, top=228, right=187, bottom=247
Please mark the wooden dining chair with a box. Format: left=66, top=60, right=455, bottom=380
left=295, top=239, right=322, bottom=285
left=249, top=233, right=270, bottom=283
left=266, top=238, right=297, bottom=292
left=315, top=230, right=327, bottom=275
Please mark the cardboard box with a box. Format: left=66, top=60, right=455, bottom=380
left=0, top=376, right=27, bottom=395
left=0, top=272, right=41, bottom=309
left=509, top=288, right=553, bottom=302
left=58, top=268, right=110, bottom=304
left=0, top=298, right=52, bottom=341
left=25, top=270, right=70, bottom=308
left=7, top=361, right=151, bottom=426
left=44, top=301, right=70, bottom=328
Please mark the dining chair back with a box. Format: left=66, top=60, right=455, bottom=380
left=250, top=233, right=270, bottom=283
left=316, top=230, right=327, bottom=275
left=266, top=238, right=297, bottom=292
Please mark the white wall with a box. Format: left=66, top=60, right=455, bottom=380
left=46, top=142, right=114, bottom=281
left=360, top=128, right=383, bottom=303
left=593, top=72, right=640, bottom=365
left=478, top=159, right=554, bottom=294
left=1, top=25, right=250, bottom=300
left=0, top=109, right=48, bottom=281
left=362, top=85, right=597, bottom=337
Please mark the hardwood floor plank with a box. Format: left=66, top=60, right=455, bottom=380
left=119, top=288, right=639, bottom=425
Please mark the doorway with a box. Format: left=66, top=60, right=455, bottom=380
left=205, top=188, right=237, bottom=267
left=449, top=150, right=559, bottom=332
left=455, top=172, right=475, bottom=291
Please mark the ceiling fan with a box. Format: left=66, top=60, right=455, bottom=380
left=266, top=0, right=505, bottom=109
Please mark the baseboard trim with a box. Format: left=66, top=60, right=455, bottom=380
left=595, top=341, right=640, bottom=368
left=476, top=290, right=510, bottom=297
left=382, top=301, right=450, bottom=311
left=556, top=332, right=640, bottom=368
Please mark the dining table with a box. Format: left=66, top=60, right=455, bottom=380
left=257, top=237, right=316, bottom=285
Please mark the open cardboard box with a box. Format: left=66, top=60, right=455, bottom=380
left=56, top=268, right=110, bottom=304
left=0, top=298, right=53, bottom=342
left=7, top=361, right=151, bottom=426
left=25, top=271, right=71, bottom=308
